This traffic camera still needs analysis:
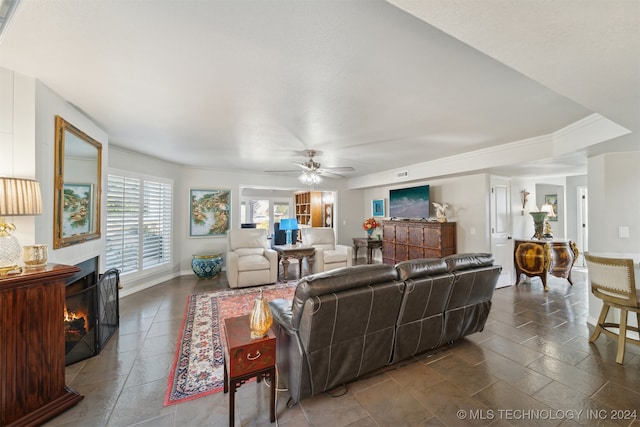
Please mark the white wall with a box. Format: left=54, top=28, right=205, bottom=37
left=511, top=177, right=538, bottom=240
left=362, top=173, right=492, bottom=258
left=587, top=151, right=640, bottom=328
left=35, top=80, right=108, bottom=269
left=0, top=67, right=109, bottom=272
left=588, top=152, right=640, bottom=254
left=0, top=68, right=37, bottom=246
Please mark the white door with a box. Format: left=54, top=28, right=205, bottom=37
left=490, top=177, right=513, bottom=287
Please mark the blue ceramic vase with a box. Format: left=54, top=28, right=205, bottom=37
left=191, top=253, right=223, bottom=279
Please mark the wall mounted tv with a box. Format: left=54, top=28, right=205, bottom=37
left=389, top=185, right=430, bottom=219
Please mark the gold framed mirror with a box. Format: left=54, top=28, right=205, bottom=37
left=53, top=115, right=102, bottom=249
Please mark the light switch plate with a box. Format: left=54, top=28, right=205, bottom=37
left=618, top=226, right=630, bottom=238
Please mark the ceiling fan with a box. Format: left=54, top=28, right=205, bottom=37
left=266, top=150, right=355, bottom=183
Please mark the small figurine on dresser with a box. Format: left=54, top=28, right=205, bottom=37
left=432, top=202, right=448, bottom=223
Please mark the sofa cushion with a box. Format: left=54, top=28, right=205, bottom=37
left=237, top=254, right=271, bottom=271
left=314, top=243, right=334, bottom=251
left=444, top=253, right=494, bottom=272
left=229, top=229, right=267, bottom=250
left=290, top=264, right=398, bottom=329
left=323, top=249, right=347, bottom=264
left=302, top=228, right=335, bottom=246
left=395, top=258, right=448, bottom=281
left=234, top=248, right=264, bottom=257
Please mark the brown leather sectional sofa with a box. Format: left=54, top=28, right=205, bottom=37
left=269, top=253, right=501, bottom=405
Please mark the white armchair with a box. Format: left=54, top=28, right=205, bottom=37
left=226, top=229, right=278, bottom=288
left=301, top=227, right=352, bottom=273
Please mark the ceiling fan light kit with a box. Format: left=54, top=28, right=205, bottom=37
left=299, top=170, right=322, bottom=185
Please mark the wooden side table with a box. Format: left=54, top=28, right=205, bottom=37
left=223, top=315, right=276, bottom=427
left=273, top=245, right=315, bottom=281
left=352, top=237, right=383, bottom=264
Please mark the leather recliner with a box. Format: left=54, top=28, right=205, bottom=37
left=300, top=227, right=352, bottom=273
left=226, top=229, right=278, bottom=288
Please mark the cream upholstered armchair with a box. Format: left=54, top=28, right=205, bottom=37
left=226, top=229, right=278, bottom=288
left=301, top=227, right=352, bottom=273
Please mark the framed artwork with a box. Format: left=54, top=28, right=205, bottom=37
left=545, top=194, right=558, bottom=221
left=189, top=189, right=231, bottom=237
left=371, top=199, right=385, bottom=217
left=62, top=183, right=93, bottom=238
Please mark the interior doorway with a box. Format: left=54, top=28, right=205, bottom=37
left=490, top=176, right=513, bottom=287
left=576, top=186, right=588, bottom=267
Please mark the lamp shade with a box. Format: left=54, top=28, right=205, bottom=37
left=541, top=203, right=556, bottom=217
left=0, top=177, right=42, bottom=273
left=0, top=177, right=42, bottom=216
left=280, top=218, right=298, bottom=231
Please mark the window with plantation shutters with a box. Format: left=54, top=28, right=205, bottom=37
left=106, top=172, right=172, bottom=275
left=142, top=180, right=172, bottom=268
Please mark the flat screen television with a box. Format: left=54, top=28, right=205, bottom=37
left=389, top=185, right=430, bottom=219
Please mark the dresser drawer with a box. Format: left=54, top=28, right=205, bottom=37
left=227, top=339, right=275, bottom=377
left=224, top=315, right=276, bottom=378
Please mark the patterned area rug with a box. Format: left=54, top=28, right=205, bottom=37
left=164, top=282, right=297, bottom=406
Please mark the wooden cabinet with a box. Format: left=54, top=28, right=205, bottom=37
left=513, top=239, right=578, bottom=291
left=0, top=264, right=84, bottom=427
left=382, top=220, right=456, bottom=264
left=295, top=191, right=323, bottom=227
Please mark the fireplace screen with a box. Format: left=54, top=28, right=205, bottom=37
left=65, top=259, right=120, bottom=365
left=97, top=268, right=120, bottom=352
left=65, top=285, right=97, bottom=364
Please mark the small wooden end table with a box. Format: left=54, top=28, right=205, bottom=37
left=223, top=315, right=276, bottom=427
left=352, top=237, right=383, bottom=264
left=273, top=245, right=315, bottom=281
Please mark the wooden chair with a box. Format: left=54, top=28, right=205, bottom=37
left=584, top=253, right=640, bottom=364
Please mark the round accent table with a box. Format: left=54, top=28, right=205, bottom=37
left=191, top=252, right=223, bottom=279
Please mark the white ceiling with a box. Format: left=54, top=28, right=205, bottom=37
left=0, top=0, right=637, bottom=181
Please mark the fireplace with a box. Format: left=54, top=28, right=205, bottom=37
left=64, top=257, right=120, bottom=365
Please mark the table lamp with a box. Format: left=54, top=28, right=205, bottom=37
left=279, top=218, right=298, bottom=246
left=540, top=203, right=556, bottom=239
left=0, top=177, right=42, bottom=275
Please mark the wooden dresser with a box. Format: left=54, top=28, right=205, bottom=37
left=382, top=220, right=456, bottom=264
left=0, top=264, right=83, bottom=427
left=513, top=239, right=578, bottom=291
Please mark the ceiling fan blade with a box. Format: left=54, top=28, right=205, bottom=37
left=263, top=169, right=300, bottom=173
left=320, top=166, right=355, bottom=172
left=293, top=162, right=312, bottom=170
left=318, top=169, right=345, bottom=178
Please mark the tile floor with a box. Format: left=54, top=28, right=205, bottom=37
left=45, top=261, right=640, bottom=427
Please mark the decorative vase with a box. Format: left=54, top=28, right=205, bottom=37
left=366, top=229, right=373, bottom=238
left=249, top=288, right=273, bottom=339
left=191, top=252, right=223, bottom=279
left=529, top=212, right=548, bottom=240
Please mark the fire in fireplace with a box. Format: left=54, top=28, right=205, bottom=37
left=64, top=257, right=119, bottom=365
left=64, top=307, right=89, bottom=336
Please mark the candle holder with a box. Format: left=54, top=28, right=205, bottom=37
left=23, top=244, right=48, bottom=269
